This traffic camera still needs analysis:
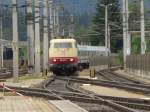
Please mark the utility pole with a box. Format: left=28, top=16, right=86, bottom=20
left=69, top=14, right=74, bottom=38
left=0, top=14, right=3, bottom=68
left=108, top=25, right=110, bottom=53
left=12, top=0, right=19, bottom=82
left=61, top=8, right=65, bottom=37
left=49, top=0, right=54, bottom=39
left=34, top=0, right=41, bottom=74
left=125, top=0, right=130, bottom=55
left=127, top=32, right=131, bottom=55
left=43, top=0, right=49, bottom=73
left=140, top=0, right=146, bottom=54
left=53, top=7, right=56, bottom=38
left=123, top=0, right=127, bottom=67
left=0, top=44, right=3, bottom=68
left=27, top=0, right=34, bottom=73
left=55, top=6, right=59, bottom=37
left=105, top=5, right=108, bottom=49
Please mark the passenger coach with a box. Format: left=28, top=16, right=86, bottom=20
left=78, top=45, right=109, bottom=70
left=49, top=39, right=78, bottom=75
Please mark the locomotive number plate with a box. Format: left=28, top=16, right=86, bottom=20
left=60, top=59, right=67, bottom=61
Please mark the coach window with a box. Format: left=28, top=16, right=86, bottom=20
left=54, top=43, right=72, bottom=48
left=78, top=51, right=80, bottom=55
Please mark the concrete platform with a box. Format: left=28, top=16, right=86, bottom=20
left=0, top=96, right=55, bottom=112
left=49, top=100, right=88, bottom=112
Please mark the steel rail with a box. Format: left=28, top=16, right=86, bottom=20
left=0, top=68, right=148, bottom=112
left=66, top=78, right=150, bottom=111
left=43, top=76, right=138, bottom=112
left=56, top=76, right=150, bottom=94
left=98, top=70, right=150, bottom=93
left=0, top=75, right=145, bottom=112
left=0, top=68, right=28, bottom=79
left=98, top=70, right=139, bottom=83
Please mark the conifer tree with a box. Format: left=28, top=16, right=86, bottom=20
left=90, top=0, right=122, bottom=52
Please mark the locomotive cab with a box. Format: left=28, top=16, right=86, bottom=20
left=49, top=39, right=78, bottom=75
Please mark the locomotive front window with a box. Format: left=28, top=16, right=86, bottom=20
left=54, top=42, right=72, bottom=48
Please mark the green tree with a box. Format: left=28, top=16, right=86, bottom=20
left=74, top=12, right=92, bottom=37
left=128, top=2, right=140, bottom=54
left=146, top=39, right=150, bottom=52
left=129, top=1, right=140, bottom=31
left=131, top=36, right=141, bottom=54
left=129, top=1, right=150, bottom=54
left=90, top=0, right=122, bottom=50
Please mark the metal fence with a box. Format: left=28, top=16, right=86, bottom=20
left=126, top=54, right=150, bottom=76
left=3, top=59, right=28, bottom=68
left=89, top=55, right=121, bottom=67
left=89, top=56, right=111, bottom=66
left=3, top=60, right=12, bottom=68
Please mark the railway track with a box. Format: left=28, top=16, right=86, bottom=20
left=0, top=74, right=149, bottom=112
left=0, top=76, right=117, bottom=112
left=56, top=76, right=150, bottom=111
left=56, top=75, right=150, bottom=95
left=43, top=76, right=118, bottom=112
left=0, top=68, right=28, bottom=79
left=0, top=67, right=150, bottom=111
left=98, top=70, right=140, bottom=83
left=95, top=69, right=150, bottom=94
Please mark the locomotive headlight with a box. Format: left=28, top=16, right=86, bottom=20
left=53, top=59, right=57, bottom=62
left=70, top=58, right=74, bottom=62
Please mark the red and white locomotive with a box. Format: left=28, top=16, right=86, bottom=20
left=49, top=39, right=78, bottom=75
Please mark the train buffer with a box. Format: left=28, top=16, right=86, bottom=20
left=49, top=100, right=88, bottom=112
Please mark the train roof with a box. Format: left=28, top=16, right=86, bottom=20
left=50, top=39, right=76, bottom=43
left=77, top=45, right=109, bottom=52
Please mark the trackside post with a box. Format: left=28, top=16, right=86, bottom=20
left=90, top=69, right=96, bottom=78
